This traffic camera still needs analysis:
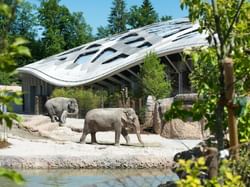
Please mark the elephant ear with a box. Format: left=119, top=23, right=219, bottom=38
left=122, top=109, right=135, bottom=125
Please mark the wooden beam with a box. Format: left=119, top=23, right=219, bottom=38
left=127, top=69, right=140, bottom=79
left=97, top=80, right=114, bottom=89
left=117, top=73, right=133, bottom=84
left=107, top=76, right=122, bottom=85
left=164, top=55, right=180, bottom=73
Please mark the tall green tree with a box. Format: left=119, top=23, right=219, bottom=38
left=38, top=0, right=92, bottom=57
left=127, top=0, right=158, bottom=29
left=10, top=1, right=40, bottom=67
left=0, top=0, right=30, bottom=184
left=127, top=5, right=141, bottom=29
left=108, top=0, right=127, bottom=35
left=140, top=52, right=171, bottom=99
left=181, top=0, right=250, bottom=149
left=10, top=1, right=37, bottom=40
left=139, top=0, right=158, bottom=26
left=0, top=0, right=37, bottom=84
left=160, top=15, right=172, bottom=21
left=96, top=25, right=110, bottom=39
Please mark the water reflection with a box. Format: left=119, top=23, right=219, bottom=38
left=0, top=169, right=177, bottom=187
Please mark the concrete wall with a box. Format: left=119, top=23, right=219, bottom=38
left=21, top=74, right=54, bottom=114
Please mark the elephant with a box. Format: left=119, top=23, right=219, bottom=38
left=44, top=97, right=79, bottom=125
left=79, top=108, right=144, bottom=146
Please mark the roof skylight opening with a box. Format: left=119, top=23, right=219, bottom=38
left=92, top=48, right=117, bottom=63
left=86, top=44, right=101, bottom=50
left=120, top=33, right=138, bottom=40
left=74, top=51, right=98, bottom=64
left=102, top=54, right=128, bottom=64
left=125, top=37, right=145, bottom=47
left=58, top=46, right=84, bottom=57
left=137, top=42, right=152, bottom=49
left=59, top=57, right=67, bottom=61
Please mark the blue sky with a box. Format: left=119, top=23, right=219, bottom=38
left=28, top=0, right=188, bottom=34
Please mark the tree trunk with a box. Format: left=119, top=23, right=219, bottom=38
left=215, top=62, right=225, bottom=150
left=223, top=57, right=239, bottom=158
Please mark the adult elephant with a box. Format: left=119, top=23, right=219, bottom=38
left=80, top=108, right=144, bottom=146
left=44, top=97, right=79, bottom=125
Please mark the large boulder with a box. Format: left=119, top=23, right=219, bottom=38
left=161, top=119, right=206, bottom=139
left=143, top=96, right=156, bottom=129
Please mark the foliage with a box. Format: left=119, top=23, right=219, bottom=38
left=51, top=87, right=108, bottom=116
left=230, top=143, right=250, bottom=186
left=127, top=0, right=158, bottom=29
left=237, top=102, right=250, bottom=143
left=38, top=0, right=92, bottom=57
left=0, top=0, right=27, bottom=185
left=160, top=15, right=172, bottom=21
left=96, top=25, right=110, bottom=39
left=140, top=52, right=171, bottom=99
left=10, top=1, right=38, bottom=40
left=180, top=0, right=250, bottom=149
left=0, top=168, right=25, bottom=185
left=176, top=157, right=245, bottom=187
left=108, top=0, right=127, bottom=35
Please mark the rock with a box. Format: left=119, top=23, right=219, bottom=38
left=153, top=102, right=161, bottom=134
left=143, top=96, right=156, bottom=128
left=158, top=97, right=174, bottom=115
left=161, top=119, right=205, bottom=139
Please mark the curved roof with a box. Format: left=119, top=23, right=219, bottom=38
left=18, top=18, right=208, bottom=87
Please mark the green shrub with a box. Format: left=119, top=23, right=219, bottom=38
left=176, top=157, right=245, bottom=187
left=238, top=102, right=250, bottom=143
left=51, top=87, right=107, bottom=117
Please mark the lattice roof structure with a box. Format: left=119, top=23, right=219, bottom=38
left=18, top=18, right=208, bottom=87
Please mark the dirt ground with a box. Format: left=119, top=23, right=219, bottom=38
left=0, top=115, right=201, bottom=169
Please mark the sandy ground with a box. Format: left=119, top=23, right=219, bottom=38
left=0, top=115, right=201, bottom=169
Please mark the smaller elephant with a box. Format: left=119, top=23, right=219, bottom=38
left=44, top=97, right=79, bottom=125
left=80, top=108, right=144, bottom=146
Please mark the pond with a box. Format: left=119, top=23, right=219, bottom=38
left=0, top=168, right=178, bottom=187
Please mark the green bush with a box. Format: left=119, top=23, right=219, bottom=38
left=176, top=157, right=245, bottom=187
left=51, top=87, right=107, bottom=117
left=238, top=102, right=250, bottom=143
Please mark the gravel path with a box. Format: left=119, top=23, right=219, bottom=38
left=0, top=115, right=201, bottom=169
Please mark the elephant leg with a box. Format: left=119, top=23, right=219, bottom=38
left=50, top=115, right=56, bottom=122
left=115, top=128, right=121, bottom=146
left=91, top=132, right=97, bottom=144
left=59, top=110, right=67, bottom=126
left=80, top=131, right=88, bottom=144
left=121, top=128, right=130, bottom=145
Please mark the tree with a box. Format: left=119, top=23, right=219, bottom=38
left=9, top=1, right=40, bottom=68
left=0, top=0, right=29, bottom=184
left=108, top=0, right=127, bottom=35
left=127, top=5, right=142, bottom=29
left=181, top=0, right=250, bottom=150
left=160, top=15, right=172, bottom=21
left=127, top=0, right=159, bottom=29
left=38, top=0, right=93, bottom=57
left=10, top=1, right=37, bottom=40
left=140, top=52, right=171, bottom=99
left=140, top=0, right=158, bottom=26
left=96, top=25, right=110, bottom=39
left=63, top=12, right=93, bottom=49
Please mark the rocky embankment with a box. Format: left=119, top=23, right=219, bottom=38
left=0, top=115, right=200, bottom=169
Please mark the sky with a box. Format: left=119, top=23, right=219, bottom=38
left=28, top=0, right=188, bottom=34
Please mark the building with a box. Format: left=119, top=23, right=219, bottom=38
left=17, top=18, right=208, bottom=114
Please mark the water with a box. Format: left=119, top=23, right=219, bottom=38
left=0, top=169, right=178, bottom=187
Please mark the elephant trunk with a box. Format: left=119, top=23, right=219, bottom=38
left=72, top=107, right=79, bottom=115
left=134, top=117, right=144, bottom=145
